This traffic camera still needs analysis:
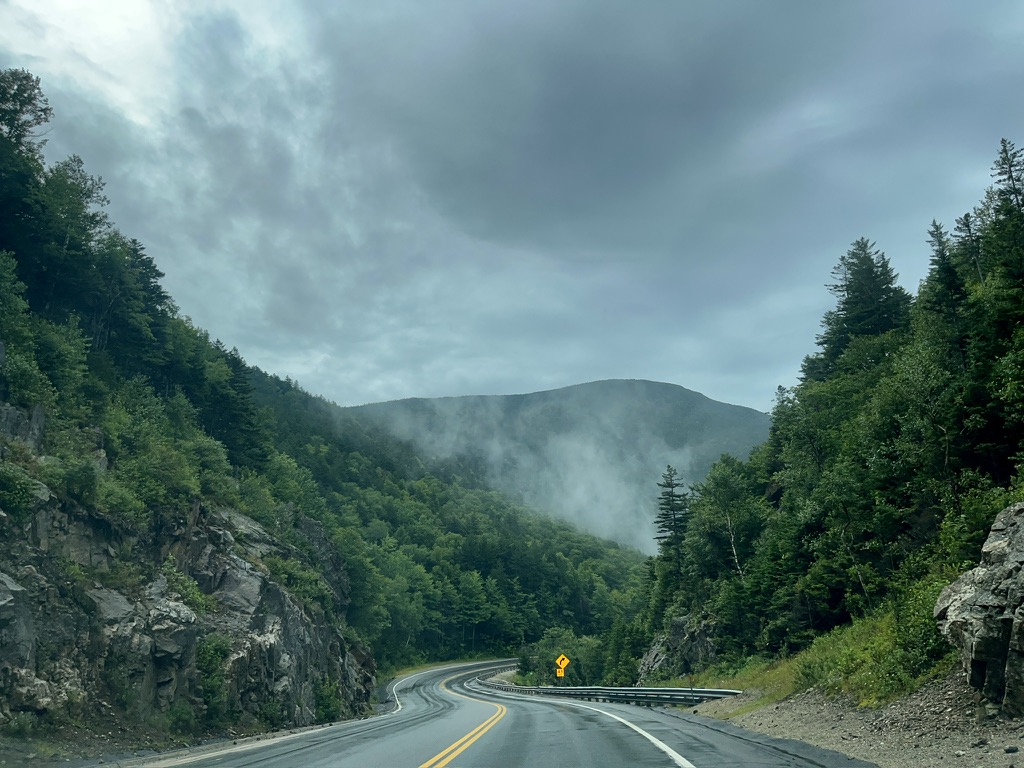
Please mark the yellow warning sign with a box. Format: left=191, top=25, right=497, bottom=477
left=556, top=668, right=565, bottom=677
left=555, top=654, right=570, bottom=669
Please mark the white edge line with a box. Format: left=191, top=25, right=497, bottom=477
left=467, top=682, right=696, bottom=768
left=388, top=662, right=479, bottom=715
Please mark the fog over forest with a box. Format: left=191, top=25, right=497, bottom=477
left=344, top=379, right=771, bottom=551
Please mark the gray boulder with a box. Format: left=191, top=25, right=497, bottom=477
left=935, top=501, right=1024, bottom=715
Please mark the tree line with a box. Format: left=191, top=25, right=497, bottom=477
left=618, top=141, right=1024, bottom=691
left=518, top=139, right=1024, bottom=692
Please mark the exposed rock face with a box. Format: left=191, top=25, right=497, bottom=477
left=637, top=614, right=717, bottom=683
left=0, top=403, right=44, bottom=454
left=935, top=502, right=1024, bottom=716
left=0, top=404, right=375, bottom=732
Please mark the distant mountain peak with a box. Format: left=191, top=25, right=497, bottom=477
left=343, top=381, right=769, bottom=552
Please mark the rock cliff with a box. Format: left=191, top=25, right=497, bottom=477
left=935, top=501, right=1024, bottom=716
left=637, top=614, right=718, bottom=683
left=0, top=404, right=375, bottom=734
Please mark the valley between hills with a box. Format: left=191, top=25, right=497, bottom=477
left=3, top=68, right=1024, bottom=767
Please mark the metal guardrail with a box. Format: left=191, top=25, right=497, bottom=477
left=477, top=673, right=741, bottom=707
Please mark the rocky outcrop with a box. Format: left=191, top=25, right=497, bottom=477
left=935, top=502, right=1024, bottom=716
left=637, top=614, right=717, bottom=683
left=0, top=407, right=375, bottom=732
left=0, top=403, right=44, bottom=454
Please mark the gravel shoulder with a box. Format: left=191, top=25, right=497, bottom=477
left=696, top=669, right=1024, bottom=768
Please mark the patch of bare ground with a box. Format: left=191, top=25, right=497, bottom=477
left=696, top=669, right=1024, bottom=768
left=0, top=720, right=205, bottom=766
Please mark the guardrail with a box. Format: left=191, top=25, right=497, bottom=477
left=476, top=674, right=741, bottom=707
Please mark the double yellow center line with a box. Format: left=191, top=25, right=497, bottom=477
left=417, top=676, right=507, bottom=768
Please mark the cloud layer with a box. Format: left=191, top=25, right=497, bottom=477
left=2, top=0, right=1023, bottom=411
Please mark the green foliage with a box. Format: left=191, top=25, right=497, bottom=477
left=0, top=712, right=45, bottom=738
left=37, top=456, right=99, bottom=508
left=793, top=575, right=955, bottom=707
left=0, top=68, right=53, bottom=153
left=196, top=634, right=233, bottom=725
left=263, top=556, right=334, bottom=616
left=802, top=238, right=912, bottom=382
left=167, top=702, right=198, bottom=735
left=31, top=315, right=89, bottom=419
left=314, top=679, right=344, bottom=723
left=937, top=471, right=1014, bottom=570
left=95, top=471, right=148, bottom=528
left=162, top=557, right=216, bottom=614
left=91, top=557, right=147, bottom=597
left=517, top=627, right=607, bottom=686
left=655, top=465, right=689, bottom=549
left=0, top=460, right=36, bottom=520
left=638, top=141, right=1024, bottom=695
left=257, top=700, right=285, bottom=729
left=0, top=251, right=56, bottom=409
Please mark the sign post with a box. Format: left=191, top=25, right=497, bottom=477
left=554, top=653, right=570, bottom=683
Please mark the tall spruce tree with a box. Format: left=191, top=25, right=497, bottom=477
left=801, top=238, right=912, bottom=381
left=655, top=465, right=689, bottom=576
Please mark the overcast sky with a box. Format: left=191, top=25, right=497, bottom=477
left=2, top=1, right=1022, bottom=412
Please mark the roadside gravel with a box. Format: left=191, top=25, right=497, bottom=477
left=697, top=669, right=1024, bottom=768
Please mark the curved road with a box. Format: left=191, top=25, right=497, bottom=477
left=131, top=660, right=877, bottom=767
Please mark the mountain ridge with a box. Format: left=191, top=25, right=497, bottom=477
left=341, top=379, right=771, bottom=552
left=352, top=378, right=765, bottom=412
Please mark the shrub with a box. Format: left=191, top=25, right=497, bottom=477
left=168, top=702, right=198, bottom=734
left=162, top=557, right=216, bottom=614
left=196, top=634, right=233, bottom=726
left=794, top=576, right=955, bottom=706
left=263, top=556, right=333, bottom=616
left=38, top=457, right=99, bottom=507
left=0, top=711, right=41, bottom=737
left=0, top=461, right=36, bottom=520
left=315, top=680, right=343, bottom=723
left=96, top=474, right=149, bottom=529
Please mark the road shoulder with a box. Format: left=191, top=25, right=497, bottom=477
left=694, top=670, right=1024, bottom=768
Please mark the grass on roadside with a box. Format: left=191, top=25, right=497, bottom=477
left=657, top=656, right=800, bottom=718
left=652, top=582, right=957, bottom=718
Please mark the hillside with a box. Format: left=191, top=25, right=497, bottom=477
left=624, top=145, right=1024, bottom=704
left=342, top=380, right=770, bottom=551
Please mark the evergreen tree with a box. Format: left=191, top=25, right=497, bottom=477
left=992, top=138, right=1024, bottom=213
left=802, top=238, right=912, bottom=381
left=654, top=465, right=688, bottom=553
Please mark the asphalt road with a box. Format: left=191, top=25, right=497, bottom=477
left=128, top=660, right=878, bottom=768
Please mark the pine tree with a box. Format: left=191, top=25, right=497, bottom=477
left=801, top=238, right=912, bottom=381
left=992, top=138, right=1024, bottom=213
left=919, top=220, right=968, bottom=337
left=654, top=465, right=689, bottom=579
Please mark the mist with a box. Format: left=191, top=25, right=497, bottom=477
left=343, top=379, right=770, bottom=552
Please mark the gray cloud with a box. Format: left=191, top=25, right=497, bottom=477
left=3, top=0, right=1024, bottom=413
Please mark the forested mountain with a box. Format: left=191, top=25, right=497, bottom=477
left=341, top=380, right=770, bottom=551
left=0, top=69, right=644, bottom=737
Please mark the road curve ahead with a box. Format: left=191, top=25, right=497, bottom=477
left=130, top=660, right=877, bottom=768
